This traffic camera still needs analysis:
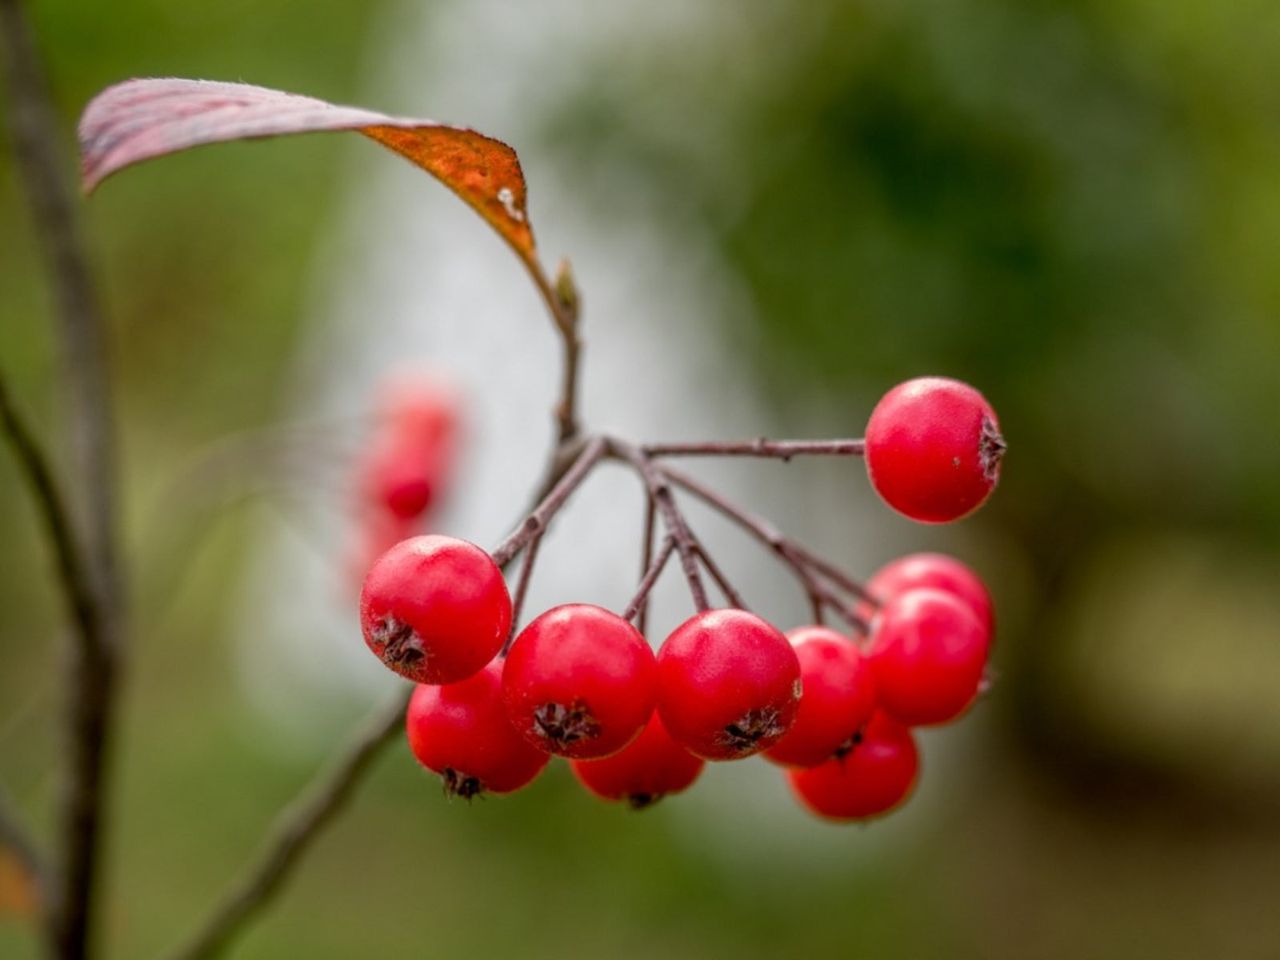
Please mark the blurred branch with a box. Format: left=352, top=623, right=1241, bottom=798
left=0, top=376, right=102, bottom=681
left=158, top=689, right=411, bottom=960
left=1, top=1, right=124, bottom=957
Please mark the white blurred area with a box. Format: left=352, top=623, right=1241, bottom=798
left=229, top=0, right=944, bottom=856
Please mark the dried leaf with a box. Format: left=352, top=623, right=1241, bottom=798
left=0, top=849, right=37, bottom=918
left=79, top=78, right=536, bottom=265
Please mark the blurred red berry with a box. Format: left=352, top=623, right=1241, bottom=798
left=864, top=376, right=1005, bottom=523
left=359, top=373, right=461, bottom=521
left=657, top=609, right=801, bottom=761
left=360, top=535, right=510, bottom=684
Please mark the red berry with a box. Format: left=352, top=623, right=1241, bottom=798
left=867, top=587, right=989, bottom=726
left=359, top=433, right=444, bottom=520
left=787, top=712, right=919, bottom=821
left=502, top=604, right=657, bottom=759
left=360, top=374, right=460, bottom=520
left=360, top=535, right=511, bottom=685
left=860, top=552, right=994, bottom=637
left=405, top=661, right=549, bottom=798
left=864, top=376, right=1005, bottom=523
left=764, top=626, right=877, bottom=768
left=656, top=609, right=801, bottom=761
left=570, top=712, right=705, bottom=808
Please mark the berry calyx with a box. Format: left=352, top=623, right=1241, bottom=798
left=502, top=604, right=657, bottom=759
left=764, top=626, right=877, bottom=768
left=656, top=609, right=801, bottom=761
left=864, top=376, right=1004, bottom=523
left=860, top=552, right=994, bottom=637
left=867, top=587, right=989, bottom=726
left=570, top=712, right=705, bottom=808
left=405, top=660, right=549, bottom=798
left=787, top=712, right=919, bottom=821
left=360, top=535, right=511, bottom=685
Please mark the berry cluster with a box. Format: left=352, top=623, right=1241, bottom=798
left=359, top=376, right=1003, bottom=822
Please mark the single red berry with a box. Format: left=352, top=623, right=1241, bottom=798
left=360, top=373, right=460, bottom=520
left=405, top=661, right=549, bottom=798
left=787, top=712, right=919, bottom=821
left=656, top=609, right=801, bottom=761
left=359, top=433, right=444, bottom=520
left=867, top=587, right=989, bottom=726
left=864, top=376, right=1005, bottom=523
left=859, top=552, right=994, bottom=637
left=764, top=626, right=877, bottom=768
left=570, top=711, right=705, bottom=808
left=502, top=604, right=657, bottom=759
left=360, top=535, right=511, bottom=684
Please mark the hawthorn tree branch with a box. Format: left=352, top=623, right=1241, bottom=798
left=623, top=536, right=675, bottom=623
left=642, top=438, right=865, bottom=459
left=1, top=3, right=124, bottom=957
left=491, top=435, right=607, bottom=568
left=157, top=689, right=412, bottom=960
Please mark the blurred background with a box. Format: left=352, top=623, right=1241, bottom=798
left=3, top=0, right=1279, bottom=957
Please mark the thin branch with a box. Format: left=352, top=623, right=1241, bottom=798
left=636, top=494, right=656, bottom=636
left=2, top=4, right=123, bottom=957
left=524, top=258, right=582, bottom=443
left=642, top=438, right=865, bottom=459
left=502, top=530, right=543, bottom=655
left=691, top=541, right=747, bottom=611
left=622, top=536, right=675, bottom=623
left=491, top=435, right=606, bottom=568
left=606, top=438, right=708, bottom=612
left=157, top=689, right=411, bottom=960
left=0, top=376, right=102, bottom=661
left=658, top=464, right=871, bottom=630
left=0, top=780, right=46, bottom=907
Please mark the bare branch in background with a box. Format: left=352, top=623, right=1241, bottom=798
left=158, top=689, right=411, bottom=960
left=1, top=1, right=124, bottom=956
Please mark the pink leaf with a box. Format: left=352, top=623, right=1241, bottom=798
left=79, top=78, right=537, bottom=264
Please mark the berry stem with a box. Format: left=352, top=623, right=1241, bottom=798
left=491, top=435, right=607, bottom=568
left=622, top=535, right=675, bottom=623
left=658, top=464, right=873, bottom=628
left=503, top=528, right=544, bottom=655
left=691, top=541, right=748, bottom=611
left=606, top=438, right=709, bottom=612
left=637, top=494, right=657, bottom=636
left=642, top=438, right=865, bottom=459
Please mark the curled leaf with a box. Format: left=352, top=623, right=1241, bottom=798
left=79, top=78, right=536, bottom=264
